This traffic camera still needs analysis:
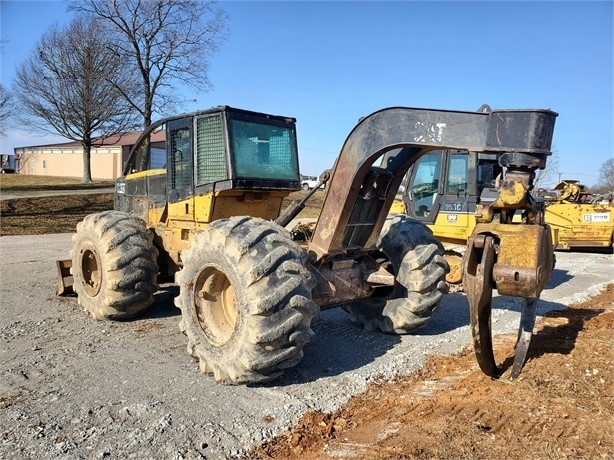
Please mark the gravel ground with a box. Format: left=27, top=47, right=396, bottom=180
left=1, top=233, right=612, bottom=459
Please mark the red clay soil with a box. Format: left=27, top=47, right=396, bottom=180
left=250, top=284, right=614, bottom=460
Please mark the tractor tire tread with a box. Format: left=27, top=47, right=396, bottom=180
left=345, top=215, right=448, bottom=334
left=71, top=211, right=159, bottom=320
left=176, top=216, right=318, bottom=385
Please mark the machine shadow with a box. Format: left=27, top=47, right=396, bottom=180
left=547, top=268, right=574, bottom=289
left=139, top=282, right=577, bottom=386
left=561, top=246, right=614, bottom=255
left=497, top=306, right=604, bottom=374
left=419, top=270, right=576, bottom=337
left=268, top=307, right=402, bottom=387
left=272, top=293, right=573, bottom=386
left=139, top=285, right=181, bottom=320
left=271, top=283, right=579, bottom=386
left=415, top=292, right=470, bottom=336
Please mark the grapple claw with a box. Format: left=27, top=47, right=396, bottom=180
left=463, top=223, right=553, bottom=379
left=510, top=297, right=539, bottom=379
left=464, top=235, right=501, bottom=377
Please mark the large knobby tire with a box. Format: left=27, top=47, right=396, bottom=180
left=175, top=216, right=319, bottom=385
left=70, top=211, right=159, bottom=320
left=344, top=215, right=449, bottom=334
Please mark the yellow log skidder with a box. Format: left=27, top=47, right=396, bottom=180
left=58, top=104, right=558, bottom=383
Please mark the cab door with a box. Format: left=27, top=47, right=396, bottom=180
left=405, top=151, right=443, bottom=224
left=405, top=151, right=475, bottom=243
left=440, top=152, right=471, bottom=215
left=166, top=117, right=194, bottom=221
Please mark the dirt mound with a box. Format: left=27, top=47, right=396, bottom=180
left=251, top=284, right=614, bottom=459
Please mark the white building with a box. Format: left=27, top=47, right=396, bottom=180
left=14, top=131, right=165, bottom=180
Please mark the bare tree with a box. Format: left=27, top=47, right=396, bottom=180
left=70, top=0, right=229, bottom=167
left=0, top=84, right=15, bottom=137
left=533, top=149, right=560, bottom=190
left=13, top=16, right=139, bottom=182
left=0, top=40, right=16, bottom=138
left=593, top=158, right=614, bottom=193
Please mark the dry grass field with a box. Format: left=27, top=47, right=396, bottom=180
left=0, top=175, right=322, bottom=236
left=1, top=174, right=114, bottom=191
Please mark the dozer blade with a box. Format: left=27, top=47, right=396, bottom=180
left=56, top=259, right=74, bottom=296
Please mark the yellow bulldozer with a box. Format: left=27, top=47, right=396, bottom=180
left=58, top=104, right=558, bottom=383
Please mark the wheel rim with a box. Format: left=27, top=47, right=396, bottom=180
left=194, top=266, right=238, bottom=346
left=79, top=243, right=102, bottom=297
left=445, top=253, right=464, bottom=285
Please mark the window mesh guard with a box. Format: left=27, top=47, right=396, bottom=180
left=196, top=115, right=227, bottom=185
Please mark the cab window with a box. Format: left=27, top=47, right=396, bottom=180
left=411, top=153, right=441, bottom=217
left=230, top=119, right=299, bottom=181
left=170, top=127, right=192, bottom=189
left=446, top=154, right=468, bottom=195
left=477, top=159, right=502, bottom=192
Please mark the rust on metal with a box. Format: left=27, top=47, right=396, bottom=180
left=463, top=234, right=500, bottom=377
left=510, top=298, right=538, bottom=380
left=308, top=107, right=557, bottom=262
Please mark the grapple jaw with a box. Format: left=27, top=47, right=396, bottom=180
left=464, top=222, right=555, bottom=379
left=464, top=159, right=556, bottom=379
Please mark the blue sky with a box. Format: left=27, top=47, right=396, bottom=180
left=1, top=1, right=612, bottom=186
